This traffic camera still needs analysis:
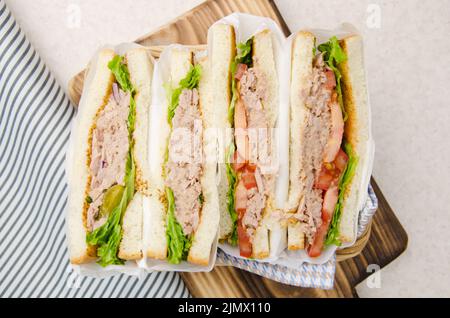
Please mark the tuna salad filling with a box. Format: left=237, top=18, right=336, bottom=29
left=294, top=53, right=332, bottom=244
left=226, top=37, right=276, bottom=258
left=293, top=36, right=358, bottom=257
left=166, top=88, right=202, bottom=236
left=231, top=58, right=274, bottom=257
left=236, top=67, right=273, bottom=241
left=87, top=83, right=130, bottom=232
left=85, top=54, right=137, bottom=267
left=164, top=64, right=203, bottom=264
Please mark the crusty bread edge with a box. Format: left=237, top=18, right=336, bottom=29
left=209, top=23, right=236, bottom=241
left=67, top=48, right=115, bottom=264
left=286, top=31, right=316, bottom=250
left=338, top=35, right=370, bottom=243
left=118, top=47, right=154, bottom=260
left=251, top=29, right=279, bottom=259
left=187, top=55, right=220, bottom=265
left=145, top=48, right=195, bottom=260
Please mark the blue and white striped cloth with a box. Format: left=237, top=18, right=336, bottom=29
left=218, top=252, right=336, bottom=289
left=0, top=0, right=188, bottom=298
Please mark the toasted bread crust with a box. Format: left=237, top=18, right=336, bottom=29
left=68, top=49, right=116, bottom=264
left=338, top=35, right=370, bottom=243
left=287, top=220, right=305, bottom=250
left=70, top=253, right=97, bottom=265
left=250, top=29, right=279, bottom=258
left=253, top=251, right=270, bottom=259
left=340, top=37, right=359, bottom=154
left=118, top=250, right=142, bottom=260
left=82, top=61, right=115, bottom=234
left=69, top=48, right=152, bottom=264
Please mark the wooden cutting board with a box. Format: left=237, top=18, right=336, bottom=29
left=68, top=0, right=408, bottom=298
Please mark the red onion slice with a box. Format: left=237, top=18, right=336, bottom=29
left=112, top=82, right=120, bottom=103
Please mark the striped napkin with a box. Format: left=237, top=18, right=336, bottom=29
left=0, top=0, right=188, bottom=298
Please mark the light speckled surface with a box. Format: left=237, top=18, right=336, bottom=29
left=5, top=0, right=450, bottom=297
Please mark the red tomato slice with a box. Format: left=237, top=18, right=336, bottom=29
left=322, top=185, right=339, bottom=223
left=235, top=180, right=247, bottom=214
left=315, top=149, right=349, bottom=190
left=237, top=220, right=252, bottom=257
left=232, top=151, right=246, bottom=172
left=334, top=148, right=348, bottom=173
left=308, top=222, right=329, bottom=257
left=315, top=168, right=335, bottom=191
left=308, top=185, right=339, bottom=257
left=234, top=98, right=247, bottom=129
left=324, top=70, right=336, bottom=90
left=234, top=98, right=248, bottom=161
left=246, top=163, right=257, bottom=172
left=234, top=63, right=248, bottom=81
left=242, top=171, right=257, bottom=189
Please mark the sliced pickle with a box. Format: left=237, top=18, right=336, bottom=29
left=99, top=184, right=125, bottom=218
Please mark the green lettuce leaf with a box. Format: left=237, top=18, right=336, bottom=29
left=90, top=190, right=126, bottom=266
left=324, top=142, right=358, bottom=246
left=108, top=55, right=134, bottom=92
left=228, top=79, right=239, bottom=126
left=162, top=63, right=201, bottom=262
left=166, top=187, right=192, bottom=264
left=318, top=36, right=348, bottom=121
left=166, top=64, right=202, bottom=124
left=225, top=143, right=238, bottom=245
left=86, top=149, right=136, bottom=266
left=234, top=38, right=253, bottom=70
left=86, top=54, right=137, bottom=266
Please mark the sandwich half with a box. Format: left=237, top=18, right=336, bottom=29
left=146, top=47, right=219, bottom=265
left=211, top=24, right=279, bottom=259
left=67, top=47, right=153, bottom=265
left=286, top=32, right=369, bottom=257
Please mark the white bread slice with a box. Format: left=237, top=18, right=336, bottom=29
left=187, top=56, right=219, bottom=265
left=286, top=31, right=316, bottom=250
left=170, top=49, right=193, bottom=85
left=118, top=193, right=143, bottom=260
left=116, top=48, right=153, bottom=260
left=146, top=190, right=167, bottom=260
left=126, top=48, right=153, bottom=196
left=251, top=29, right=279, bottom=259
left=252, top=220, right=270, bottom=259
left=253, top=29, right=279, bottom=129
left=67, top=48, right=116, bottom=264
left=338, top=35, right=370, bottom=243
left=209, top=23, right=236, bottom=240
left=146, top=48, right=193, bottom=260
left=69, top=48, right=152, bottom=264
left=287, top=221, right=305, bottom=250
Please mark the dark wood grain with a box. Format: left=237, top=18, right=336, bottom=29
left=67, top=0, right=408, bottom=297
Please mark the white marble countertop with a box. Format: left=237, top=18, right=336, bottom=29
left=5, top=0, right=450, bottom=297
